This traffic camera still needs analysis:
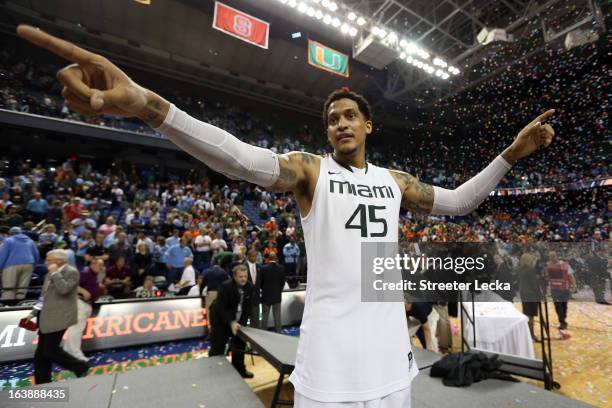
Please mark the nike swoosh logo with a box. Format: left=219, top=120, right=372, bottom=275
left=328, top=171, right=341, bottom=175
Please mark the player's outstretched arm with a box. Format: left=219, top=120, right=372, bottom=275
left=392, top=110, right=555, bottom=216
left=17, top=24, right=318, bottom=193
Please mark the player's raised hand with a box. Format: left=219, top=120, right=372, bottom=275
left=505, top=109, right=555, bottom=162
left=16, top=24, right=149, bottom=117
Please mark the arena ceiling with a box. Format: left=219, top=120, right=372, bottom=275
left=1, top=0, right=606, bottom=124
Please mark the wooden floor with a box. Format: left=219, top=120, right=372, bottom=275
left=243, top=301, right=611, bottom=408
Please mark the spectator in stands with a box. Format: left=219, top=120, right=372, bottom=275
left=98, top=216, right=117, bottom=238
left=0, top=226, right=38, bottom=300
left=64, top=197, right=83, bottom=222
left=75, top=229, right=93, bottom=271
left=210, top=232, right=227, bottom=258
left=208, top=263, right=254, bottom=378
left=108, top=232, right=133, bottom=265
left=282, top=236, right=300, bottom=277
left=259, top=200, right=268, bottom=219
left=63, top=258, right=103, bottom=361
left=4, top=205, right=24, bottom=228
left=174, top=256, right=196, bottom=295
left=193, top=230, right=212, bottom=272
left=232, top=235, right=246, bottom=256
left=132, top=242, right=152, bottom=288
left=246, top=249, right=261, bottom=328
left=135, top=230, right=154, bottom=253
left=164, top=236, right=193, bottom=285
left=25, top=249, right=89, bottom=384
left=25, top=191, right=49, bottom=223
left=263, top=240, right=278, bottom=264
left=135, top=275, right=158, bottom=298
left=260, top=253, right=286, bottom=333
left=46, top=200, right=64, bottom=230
left=38, top=224, right=59, bottom=252
left=165, top=228, right=180, bottom=248
left=85, top=232, right=109, bottom=266
left=0, top=191, right=13, bottom=210
left=104, top=256, right=132, bottom=297
left=71, top=210, right=96, bottom=236
left=152, top=236, right=167, bottom=276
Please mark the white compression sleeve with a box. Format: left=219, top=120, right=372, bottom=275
left=431, top=155, right=511, bottom=216
left=155, top=104, right=280, bottom=187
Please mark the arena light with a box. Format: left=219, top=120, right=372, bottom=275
left=433, top=57, right=447, bottom=67
left=307, top=7, right=316, bottom=17
left=298, top=2, right=307, bottom=13
left=332, top=17, right=341, bottom=28
left=314, top=9, right=323, bottom=19
left=328, top=2, right=338, bottom=12
left=347, top=12, right=356, bottom=21
left=288, top=0, right=296, bottom=7
left=441, top=72, right=450, bottom=79
left=386, top=31, right=398, bottom=44
left=371, top=26, right=380, bottom=36
left=348, top=27, right=358, bottom=37
left=323, top=14, right=332, bottom=24
left=399, top=39, right=407, bottom=48
left=435, top=69, right=443, bottom=77
left=399, top=51, right=406, bottom=59
left=376, top=28, right=387, bottom=39
left=356, top=16, right=366, bottom=26
left=406, top=55, right=413, bottom=63
left=405, top=42, right=418, bottom=53
left=321, top=0, right=329, bottom=7
left=341, top=23, right=350, bottom=34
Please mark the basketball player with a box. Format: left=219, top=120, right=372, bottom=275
left=17, top=25, right=555, bottom=407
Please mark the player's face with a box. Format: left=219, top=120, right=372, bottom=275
left=326, top=98, right=372, bottom=157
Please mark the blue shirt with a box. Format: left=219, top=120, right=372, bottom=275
left=283, top=243, right=300, bottom=264
left=26, top=198, right=49, bottom=213
left=163, top=244, right=193, bottom=268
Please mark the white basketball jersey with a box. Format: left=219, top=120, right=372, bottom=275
left=289, top=156, right=419, bottom=402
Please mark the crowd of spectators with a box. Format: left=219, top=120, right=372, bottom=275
left=0, top=157, right=306, bottom=304
left=1, top=30, right=609, bottom=190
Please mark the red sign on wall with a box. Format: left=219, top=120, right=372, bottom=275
left=213, top=1, right=270, bottom=49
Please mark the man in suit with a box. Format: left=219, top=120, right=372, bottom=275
left=208, top=263, right=254, bottom=378
left=24, top=249, right=90, bottom=384
left=260, top=253, right=286, bottom=333
left=246, top=249, right=262, bottom=328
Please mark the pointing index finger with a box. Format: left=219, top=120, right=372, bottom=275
left=17, top=24, right=99, bottom=65
left=533, top=109, right=555, bottom=124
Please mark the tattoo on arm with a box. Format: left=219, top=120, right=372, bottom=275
left=300, top=153, right=315, bottom=164
left=144, top=101, right=162, bottom=123
left=139, top=93, right=169, bottom=128
left=278, top=164, right=297, bottom=184
left=394, top=171, right=434, bottom=213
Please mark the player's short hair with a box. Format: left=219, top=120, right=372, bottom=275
left=323, top=88, right=372, bottom=129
